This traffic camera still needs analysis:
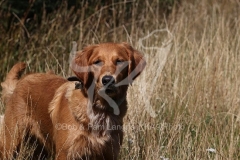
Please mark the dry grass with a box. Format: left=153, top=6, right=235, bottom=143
left=1, top=0, right=240, bottom=159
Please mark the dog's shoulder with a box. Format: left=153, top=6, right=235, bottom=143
left=49, top=81, right=88, bottom=124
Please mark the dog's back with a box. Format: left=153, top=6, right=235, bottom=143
left=1, top=64, right=67, bottom=159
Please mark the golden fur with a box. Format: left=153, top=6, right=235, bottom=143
left=0, top=42, right=146, bottom=159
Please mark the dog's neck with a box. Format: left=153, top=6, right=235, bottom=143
left=86, top=93, right=127, bottom=137
left=94, top=94, right=126, bottom=113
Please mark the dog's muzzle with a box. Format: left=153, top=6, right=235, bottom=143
left=100, top=75, right=118, bottom=95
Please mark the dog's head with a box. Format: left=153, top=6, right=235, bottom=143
left=72, top=42, right=146, bottom=98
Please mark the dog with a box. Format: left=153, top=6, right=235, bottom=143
left=0, top=42, right=146, bottom=160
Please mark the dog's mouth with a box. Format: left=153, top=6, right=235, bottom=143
left=98, top=85, right=118, bottom=96
left=105, top=85, right=117, bottom=95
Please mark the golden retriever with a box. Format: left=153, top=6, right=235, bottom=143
left=0, top=42, right=146, bottom=160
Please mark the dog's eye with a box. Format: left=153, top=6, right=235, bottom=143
left=93, top=60, right=103, bottom=66
left=116, top=59, right=125, bottom=65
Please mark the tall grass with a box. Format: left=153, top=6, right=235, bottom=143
left=1, top=0, right=240, bottom=159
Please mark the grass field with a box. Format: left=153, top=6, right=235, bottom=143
left=1, top=0, right=240, bottom=159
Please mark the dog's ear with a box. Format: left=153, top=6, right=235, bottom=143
left=120, top=42, right=146, bottom=83
left=71, top=45, right=97, bottom=88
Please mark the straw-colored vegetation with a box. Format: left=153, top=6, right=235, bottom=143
left=1, top=0, right=240, bottom=159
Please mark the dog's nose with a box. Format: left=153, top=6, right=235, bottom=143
left=102, top=75, right=115, bottom=86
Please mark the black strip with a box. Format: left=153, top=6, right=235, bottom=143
left=67, top=76, right=83, bottom=90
